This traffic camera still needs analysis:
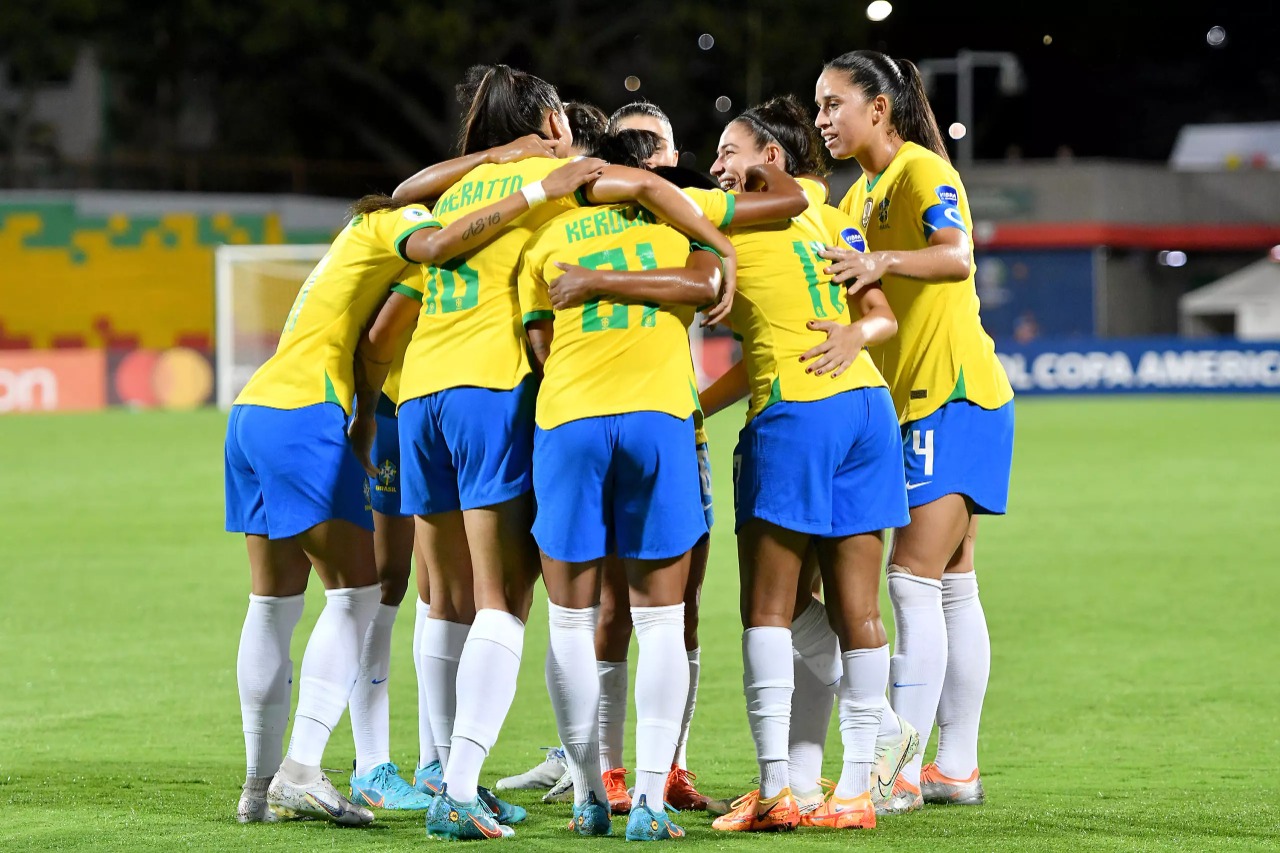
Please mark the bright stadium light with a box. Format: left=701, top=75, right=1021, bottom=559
left=1157, top=250, right=1188, bottom=267
left=1207, top=26, right=1227, bottom=47
left=715, top=96, right=732, bottom=112
left=866, top=1, right=893, bottom=22
left=624, top=75, right=641, bottom=92
left=698, top=33, right=715, bottom=50
left=948, top=122, right=967, bottom=140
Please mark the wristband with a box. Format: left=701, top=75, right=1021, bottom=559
left=520, top=180, right=547, bottom=208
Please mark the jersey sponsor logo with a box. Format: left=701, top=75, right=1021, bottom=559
left=935, top=185, right=960, bottom=206
left=839, top=227, right=867, bottom=253
left=910, top=389, right=928, bottom=399
left=402, top=207, right=432, bottom=222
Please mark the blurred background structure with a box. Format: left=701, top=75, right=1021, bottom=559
left=2, top=1, right=1278, bottom=411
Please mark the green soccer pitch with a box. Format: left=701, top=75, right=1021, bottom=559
left=2, top=398, right=1278, bottom=851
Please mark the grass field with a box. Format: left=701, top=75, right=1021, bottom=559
left=2, top=397, right=1279, bottom=851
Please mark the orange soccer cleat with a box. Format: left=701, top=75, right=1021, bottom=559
left=801, top=790, right=876, bottom=829
left=664, top=765, right=709, bottom=811
left=710, top=788, right=801, bottom=833
left=602, top=767, right=632, bottom=815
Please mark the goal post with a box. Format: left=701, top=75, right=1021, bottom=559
left=214, top=244, right=328, bottom=409
left=213, top=243, right=711, bottom=408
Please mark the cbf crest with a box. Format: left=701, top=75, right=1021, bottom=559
left=376, top=459, right=398, bottom=493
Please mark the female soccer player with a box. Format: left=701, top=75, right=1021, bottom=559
left=352, top=63, right=736, bottom=841
left=228, top=164, right=603, bottom=827
left=814, top=50, right=1016, bottom=813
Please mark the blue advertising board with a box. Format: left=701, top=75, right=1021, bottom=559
left=997, top=337, right=1280, bottom=394
left=975, top=249, right=1096, bottom=341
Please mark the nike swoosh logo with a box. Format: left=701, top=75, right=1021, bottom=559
left=893, top=682, right=926, bottom=688
left=905, top=481, right=932, bottom=490
left=305, top=792, right=344, bottom=818
left=372, top=677, right=387, bottom=684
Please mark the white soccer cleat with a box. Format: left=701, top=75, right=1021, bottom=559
left=236, top=777, right=278, bottom=824
left=871, top=714, right=922, bottom=808
left=541, top=766, right=575, bottom=804
left=267, top=771, right=375, bottom=826
left=920, top=763, right=985, bottom=806
left=495, top=746, right=568, bottom=791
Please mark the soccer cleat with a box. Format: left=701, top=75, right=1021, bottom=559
left=266, top=771, right=375, bottom=826
left=349, top=762, right=434, bottom=810
left=236, top=777, right=278, bottom=824
left=872, top=714, right=921, bottom=807
left=425, top=784, right=515, bottom=840
left=567, top=790, right=613, bottom=836
left=412, top=759, right=444, bottom=796
left=496, top=746, right=568, bottom=791
left=710, top=788, right=801, bottom=833
left=875, top=776, right=923, bottom=816
left=802, top=791, right=876, bottom=829
left=625, top=794, right=686, bottom=841
left=664, top=765, right=708, bottom=811
left=542, top=767, right=575, bottom=804
left=793, top=780, right=833, bottom=817
left=603, top=767, right=632, bottom=815
left=921, top=763, right=985, bottom=805
left=478, top=785, right=527, bottom=825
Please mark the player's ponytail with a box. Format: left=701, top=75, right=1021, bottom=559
left=456, top=63, right=563, bottom=155
left=347, top=193, right=406, bottom=218
left=734, top=95, right=830, bottom=178
left=824, top=50, right=949, bottom=163
left=593, top=128, right=661, bottom=169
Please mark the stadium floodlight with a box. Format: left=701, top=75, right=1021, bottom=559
left=919, top=50, right=1025, bottom=168
left=215, top=244, right=329, bottom=409
left=865, top=1, right=893, bottom=22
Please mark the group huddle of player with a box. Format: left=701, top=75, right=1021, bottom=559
left=225, top=48, right=1015, bottom=841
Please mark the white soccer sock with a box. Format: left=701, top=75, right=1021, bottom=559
left=350, top=602, right=398, bottom=776
left=237, top=593, right=305, bottom=780
left=743, top=626, right=793, bottom=799
left=546, top=603, right=606, bottom=807
left=787, top=648, right=834, bottom=796
left=413, top=597, right=440, bottom=769
left=934, top=572, right=990, bottom=779
left=835, top=645, right=889, bottom=799
left=444, top=609, right=525, bottom=802
left=421, top=616, right=469, bottom=768
left=597, top=659, right=628, bottom=772
left=887, top=569, right=946, bottom=787
left=879, top=696, right=902, bottom=737
left=791, top=598, right=842, bottom=689
left=631, top=604, right=689, bottom=807
left=673, top=648, right=700, bottom=770
left=286, top=584, right=381, bottom=769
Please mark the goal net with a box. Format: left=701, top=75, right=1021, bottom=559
left=214, top=243, right=711, bottom=409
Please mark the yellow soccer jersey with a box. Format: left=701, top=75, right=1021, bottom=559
left=727, top=195, right=886, bottom=423
left=398, top=157, right=583, bottom=404
left=519, top=202, right=709, bottom=430
left=839, top=141, right=1012, bottom=423
left=235, top=204, right=440, bottom=414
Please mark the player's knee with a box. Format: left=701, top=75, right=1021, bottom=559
left=378, top=570, right=410, bottom=606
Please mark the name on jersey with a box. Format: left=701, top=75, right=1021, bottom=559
left=564, top=206, right=657, bottom=245
left=433, top=175, right=527, bottom=216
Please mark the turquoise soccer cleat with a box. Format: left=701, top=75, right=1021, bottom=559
left=425, top=784, right=515, bottom=840
left=568, top=790, right=613, bottom=836
left=413, top=759, right=444, bottom=796
left=478, top=785, right=527, bottom=825
left=349, top=762, right=434, bottom=810
left=625, top=794, right=686, bottom=841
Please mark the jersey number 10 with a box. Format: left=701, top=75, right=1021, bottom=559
left=423, top=257, right=481, bottom=315
left=577, top=243, right=661, bottom=332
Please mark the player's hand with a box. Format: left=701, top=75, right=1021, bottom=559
left=543, top=157, right=608, bottom=200
left=818, top=247, right=890, bottom=289
left=701, top=253, right=736, bottom=328
left=347, top=413, right=378, bottom=478
left=494, top=134, right=559, bottom=164
left=549, top=262, right=601, bottom=309
left=799, top=319, right=866, bottom=377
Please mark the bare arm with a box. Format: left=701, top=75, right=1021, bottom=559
left=403, top=158, right=606, bottom=267
left=525, top=319, right=553, bottom=378
left=349, top=291, right=421, bottom=473
left=798, top=283, right=898, bottom=378
left=698, top=359, right=750, bottom=418
left=818, top=228, right=972, bottom=289
left=729, top=164, right=809, bottom=227
left=392, top=135, right=559, bottom=204
left=546, top=250, right=721, bottom=311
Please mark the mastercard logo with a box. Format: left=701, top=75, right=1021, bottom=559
left=114, top=347, right=214, bottom=410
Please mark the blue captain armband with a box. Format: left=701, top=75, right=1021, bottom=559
left=922, top=203, right=967, bottom=238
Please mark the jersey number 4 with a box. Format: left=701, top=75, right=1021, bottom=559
left=911, top=428, right=935, bottom=477
left=423, top=257, right=481, bottom=315
left=577, top=243, right=660, bottom=332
